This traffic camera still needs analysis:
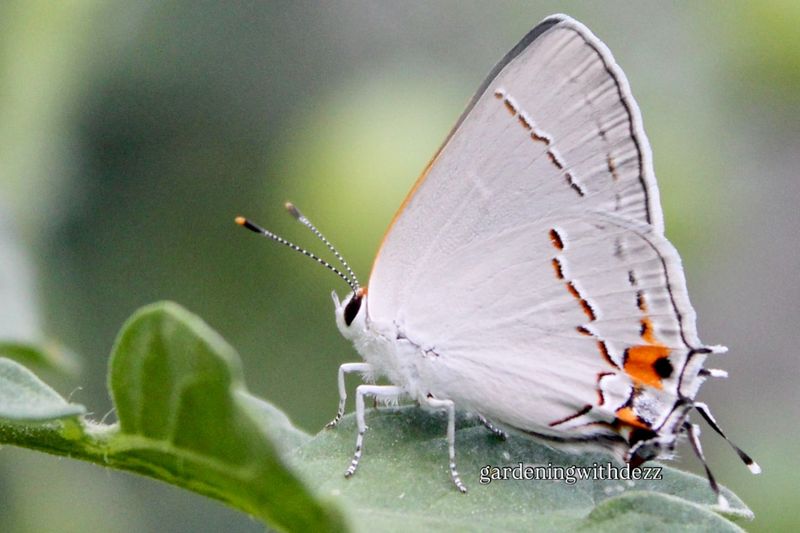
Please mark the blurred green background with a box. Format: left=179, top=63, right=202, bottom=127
left=1, top=1, right=797, bottom=531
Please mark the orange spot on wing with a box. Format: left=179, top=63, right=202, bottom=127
left=624, top=344, right=670, bottom=388
left=551, top=258, right=564, bottom=279
left=566, top=281, right=580, bottom=299
left=640, top=317, right=657, bottom=344
left=615, top=406, right=650, bottom=429
left=607, top=155, right=619, bottom=181
left=580, top=299, right=596, bottom=321
left=564, top=281, right=595, bottom=321
left=636, top=291, right=647, bottom=311
left=621, top=314, right=672, bottom=388
left=549, top=228, right=564, bottom=250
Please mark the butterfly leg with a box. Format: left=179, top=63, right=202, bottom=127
left=423, top=396, right=467, bottom=493
left=478, top=414, right=508, bottom=440
left=345, top=384, right=404, bottom=479
left=326, top=362, right=373, bottom=429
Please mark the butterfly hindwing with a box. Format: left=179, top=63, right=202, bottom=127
left=394, top=213, right=704, bottom=443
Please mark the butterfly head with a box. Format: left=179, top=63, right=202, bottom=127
left=332, top=287, right=368, bottom=340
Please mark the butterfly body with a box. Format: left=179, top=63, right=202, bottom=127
left=334, top=292, right=425, bottom=400
left=335, top=209, right=711, bottom=466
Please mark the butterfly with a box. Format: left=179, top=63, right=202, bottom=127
left=236, top=14, right=758, bottom=504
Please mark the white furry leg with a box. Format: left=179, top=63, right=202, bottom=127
left=325, top=362, right=373, bottom=429
left=423, top=395, right=467, bottom=493
left=344, top=384, right=404, bottom=479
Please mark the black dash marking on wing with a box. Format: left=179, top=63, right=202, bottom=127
left=547, top=149, right=564, bottom=170
left=597, top=340, right=618, bottom=368
left=569, top=26, right=654, bottom=225
left=596, top=371, right=616, bottom=405
left=508, top=424, right=626, bottom=445
left=549, top=404, right=593, bottom=427
left=531, top=131, right=550, bottom=144
left=566, top=172, right=586, bottom=197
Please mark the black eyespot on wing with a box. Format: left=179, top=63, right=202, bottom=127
left=344, top=293, right=363, bottom=326
left=653, top=357, right=674, bottom=378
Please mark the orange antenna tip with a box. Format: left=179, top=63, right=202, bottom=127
left=235, top=216, right=246, bottom=226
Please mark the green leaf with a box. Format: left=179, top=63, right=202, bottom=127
left=291, top=406, right=751, bottom=531
left=585, top=492, right=746, bottom=532
left=106, top=302, right=342, bottom=531
left=0, top=357, right=85, bottom=421
left=0, top=302, right=347, bottom=533
left=1, top=301, right=753, bottom=532
left=0, top=340, right=81, bottom=379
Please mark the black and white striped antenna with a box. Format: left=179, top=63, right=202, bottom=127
left=283, top=202, right=360, bottom=291
left=235, top=204, right=360, bottom=293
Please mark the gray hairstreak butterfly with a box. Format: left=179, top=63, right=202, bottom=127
left=236, top=14, right=759, bottom=505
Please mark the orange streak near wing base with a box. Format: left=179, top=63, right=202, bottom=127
left=368, top=150, right=441, bottom=284
left=615, top=406, right=650, bottom=430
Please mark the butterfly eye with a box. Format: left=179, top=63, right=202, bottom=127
left=344, top=293, right=363, bottom=326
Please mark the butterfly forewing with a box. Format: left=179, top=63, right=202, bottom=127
left=369, top=15, right=663, bottom=324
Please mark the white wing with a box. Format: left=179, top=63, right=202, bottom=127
left=366, top=16, right=710, bottom=440
left=405, top=213, right=707, bottom=438
left=369, top=15, right=662, bottom=323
